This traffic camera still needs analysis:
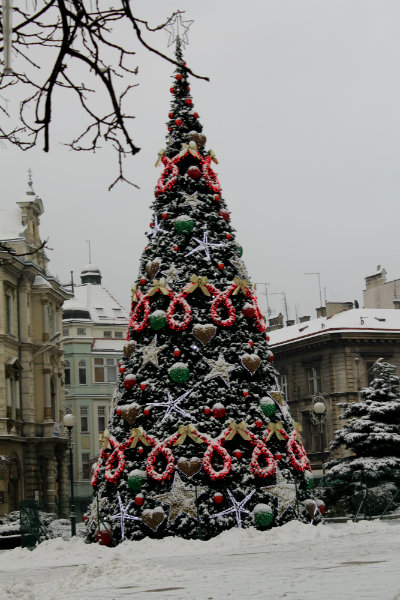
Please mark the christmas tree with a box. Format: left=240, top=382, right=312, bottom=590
left=324, top=358, right=400, bottom=515
left=86, top=33, right=319, bottom=544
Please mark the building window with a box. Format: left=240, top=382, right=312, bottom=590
left=80, top=406, right=89, bottom=432
left=81, top=452, right=90, bottom=480
left=280, top=374, right=288, bottom=402
left=103, top=331, right=112, bottom=338
left=77, top=328, right=86, bottom=336
left=63, top=327, right=70, bottom=336
left=94, top=357, right=117, bottom=383
left=5, top=291, right=13, bottom=334
left=78, top=360, right=87, bottom=385
left=64, top=360, right=71, bottom=386
left=114, top=331, right=123, bottom=339
left=307, top=367, right=321, bottom=396
left=98, top=406, right=107, bottom=434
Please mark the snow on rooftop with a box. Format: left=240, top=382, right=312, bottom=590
left=268, top=309, right=400, bottom=347
left=63, top=283, right=128, bottom=323
left=92, top=339, right=126, bottom=352
left=0, top=208, right=25, bottom=241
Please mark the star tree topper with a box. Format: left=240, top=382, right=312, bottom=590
left=165, top=13, right=194, bottom=48
left=204, top=353, right=237, bottom=388
left=155, top=472, right=206, bottom=525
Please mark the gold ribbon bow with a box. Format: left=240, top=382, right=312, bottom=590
left=265, top=421, right=286, bottom=442
left=146, top=278, right=169, bottom=297
left=99, top=430, right=111, bottom=450
left=293, top=421, right=303, bottom=442
left=131, top=282, right=139, bottom=303
left=208, top=149, right=219, bottom=164
left=174, top=424, right=203, bottom=446
left=130, top=427, right=151, bottom=448
left=225, top=421, right=251, bottom=441
left=179, top=142, right=200, bottom=158
left=232, top=276, right=250, bottom=295
left=187, top=274, right=211, bottom=296
left=155, top=149, right=165, bottom=167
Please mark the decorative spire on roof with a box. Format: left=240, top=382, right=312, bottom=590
left=27, top=168, right=35, bottom=195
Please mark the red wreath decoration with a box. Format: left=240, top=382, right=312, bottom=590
left=250, top=440, right=277, bottom=478
left=286, top=432, right=311, bottom=472
left=201, top=155, right=221, bottom=194
left=104, top=439, right=132, bottom=484
left=166, top=291, right=192, bottom=331
left=202, top=441, right=232, bottom=480
left=91, top=449, right=109, bottom=487
left=155, top=156, right=180, bottom=196
left=210, top=283, right=237, bottom=327
left=146, top=443, right=175, bottom=481
left=244, top=287, right=267, bottom=332
left=129, top=292, right=151, bottom=333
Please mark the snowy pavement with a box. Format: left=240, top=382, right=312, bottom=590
left=0, top=520, right=399, bottom=600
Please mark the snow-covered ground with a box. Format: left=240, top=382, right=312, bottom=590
left=0, top=520, right=399, bottom=600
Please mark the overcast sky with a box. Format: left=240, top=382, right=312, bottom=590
left=2, top=1, right=400, bottom=320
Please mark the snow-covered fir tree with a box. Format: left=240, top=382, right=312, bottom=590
left=324, top=358, right=400, bottom=515
left=86, top=37, right=321, bottom=544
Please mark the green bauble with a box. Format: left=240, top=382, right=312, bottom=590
left=260, top=396, right=276, bottom=418
left=127, top=469, right=146, bottom=492
left=253, top=504, right=274, bottom=527
left=236, top=245, right=243, bottom=257
left=174, top=215, right=194, bottom=234
left=149, top=310, right=167, bottom=331
left=168, top=362, right=190, bottom=384
left=305, top=471, right=314, bottom=489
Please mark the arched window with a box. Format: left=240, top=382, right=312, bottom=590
left=79, top=360, right=87, bottom=385
left=64, top=360, right=71, bottom=386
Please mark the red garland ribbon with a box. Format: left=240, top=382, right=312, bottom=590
left=166, top=290, right=192, bottom=331
left=250, top=440, right=277, bottom=478
left=286, top=432, right=311, bottom=472
left=202, top=441, right=232, bottom=480
left=245, top=287, right=267, bottom=332
left=91, top=449, right=109, bottom=487
left=210, top=283, right=237, bottom=327
left=129, top=291, right=151, bottom=333
left=104, top=438, right=133, bottom=484
left=200, top=155, right=221, bottom=194
left=146, top=431, right=180, bottom=481
left=155, top=156, right=180, bottom=195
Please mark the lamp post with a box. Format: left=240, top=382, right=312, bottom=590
left=312, top=399, right=327, bottom=474
left=63, top=413, right=76, bottom=537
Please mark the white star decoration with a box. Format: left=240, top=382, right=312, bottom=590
left=147, top=388, right=194, bottom=422
left=162, top=264, right=181, bottom=283
left=182, top=191, right=203, bottom=211
left=109, top=492, right=140, bottom=541
left=148, top=215, right=167, bottom=238
left=204, top=353, right=237, bottom=388
left=139, top=335, right=167, bottom=370
left=211, top=489, right=256, bottom=528
left=185, top=225, right=224, bottom=261
left=261, top=470, right=297, bottom=518
left=165, top=13, right=194, bottom=48
left=155, top=472, right=206, bottom=525
left=230, top=256, right=248, bottom=278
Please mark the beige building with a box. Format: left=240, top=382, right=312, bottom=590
left=0, top=181, right=72, bottom=516
left=268, top=304, right=400, bottom=475
left=363, top=266, right=400, bottom=309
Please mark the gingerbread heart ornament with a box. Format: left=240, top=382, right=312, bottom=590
left=119, top=403, right=140, bottom=425
left=145, top=258, right=161, bottom=279
left=241, top=353, right=261, bottom=375
left=192, top=324, right=217, bottom=346
left=177, top=457, right=202, bottom=478
left=141, top=507, right=165, bottom=532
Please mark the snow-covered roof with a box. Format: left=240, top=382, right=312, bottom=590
left=63, top=283, right=128, bottom=324
left=268, top=309, right=400, bottom=347
left=0, top=208, right=26, bottom=241
left=33, top=275, right=52, bottom=288
left=92, top=339, right=126, bottom=352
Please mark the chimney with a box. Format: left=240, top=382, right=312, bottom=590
left=299, top=315, right=311, bottom=323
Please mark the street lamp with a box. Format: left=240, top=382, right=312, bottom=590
left=312, top=399, right=327, bottom=473
left=63, top=413, right=76, bottom=537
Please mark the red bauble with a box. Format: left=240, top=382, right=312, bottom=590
left=94, top=527, right=112, bottom=546
left=226, top=233, right=232, bottom=240
left=233, top=450, right=243, bottom=459
left=187, top=166, right=201, bottom=180
left=119, top=366, right=125, bottom=374
left=212, top=403, right=226, bottom=419
left=175, top=118, right=183, bottom=126
left=154, top=190, right=159, bottom=198
left=248, top=340, right=254, bottom=347
left=170, top=87, right=176, bottom=94
left=82, top=515, right=88, bottom=522
left=149, top=222, right=154, bottom=228
left=318, top=502, right=326, bottom=515
left=218, top=263, right=225, bottom=271
left=186, top=98, right=192, bottom=105
left=123, top=375, right=136, bottom=390
left=140, top=383, right=147, bottom=391
left=140, top=277, right=147, bottom=286
left=255, top=420, right=263, bottom=428
left=268, top=354, right=275, bottom=363
left=173, top=245, right=179, bottom=252
left=204, top=407, right=211, bottom=415
left=168, top=112, right=174, bottom=118
left=175, top=73, right=182, bottom=80
left=116, top=408, right=121, bottom=416
left=274, top=454, right=282, bottom=461
left=214, top=195, right=220, bottom=202
left=161, top=213, right=168, bottom=220
left=168, top=127, right=172, bottom=131
left=134, top=494, right=145, bottom=507
left=219, top=210, right=230, bottom=223
left=213, top=493, right=223, bottom=504
left=138, top=447, right=144, bottom=455
left=265, top=335, right=270, bottom=342
left=193, top=112, right=199, bottom=118
left=242, top=304, right=256, bottom=318
left=173, top=348, right=181, bottom=357
left=143, top=408, right=150, bottom=417
left=243, top=391, right=249, bottom=397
